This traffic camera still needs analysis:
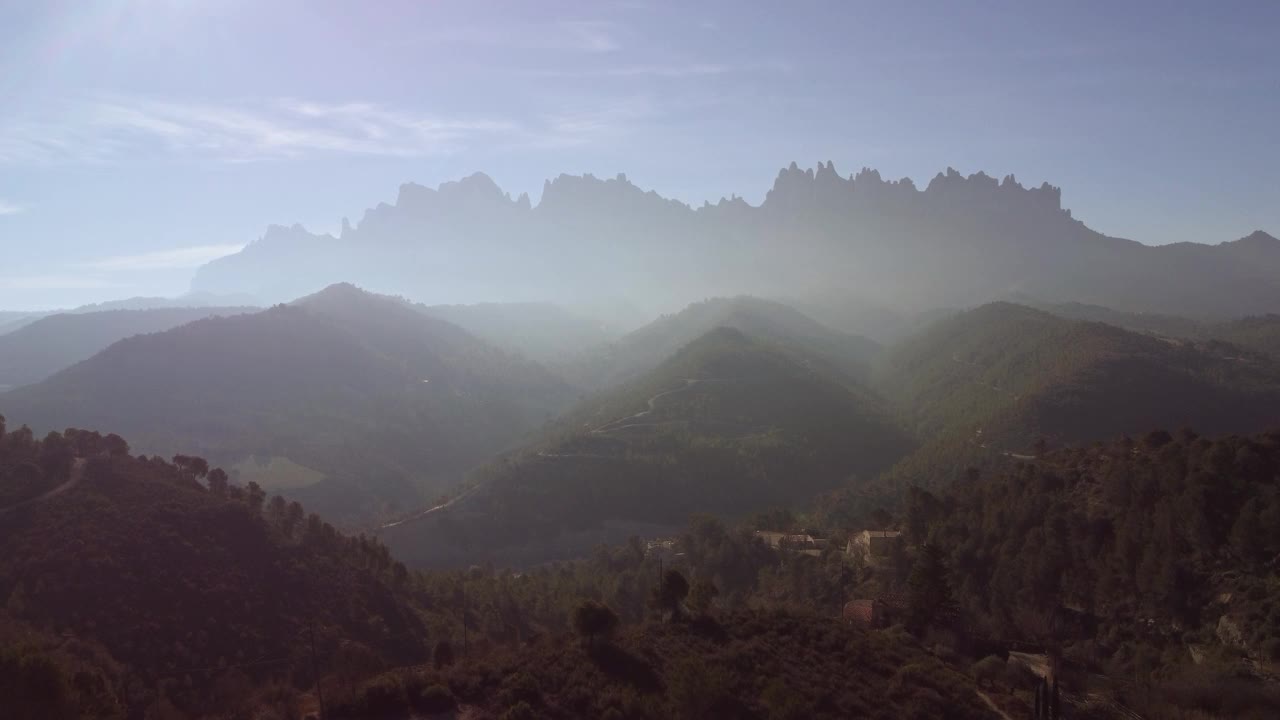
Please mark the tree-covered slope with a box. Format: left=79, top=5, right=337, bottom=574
left=870, top=302, right=1280, bottom=493
left=337, top=610, right=999, bottom=720
left=0, top=425, right=432, bottom=718
left=383, top=326, right=911, bottom=567
left=1213, top=314, right=1280, bottom=361
left=904, top=429, right=1280, bottom=717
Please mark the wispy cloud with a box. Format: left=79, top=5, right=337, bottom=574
left=0, top=94, right=644, bottom=165
left=83, top=243, right=247, bottom=272
left=529, top=63, right=732, bottom=79
left=0, top=274, right=126, bottom=291
left=525, top=59, right=791, bottom=80
left=519, top=97, right=658, bottom=149
left=0, top=200, right=22, bottom=215
left=0, top=97, right=523, bottom=165
left=438, top=20, right=623, bottom=53
left=558, top=20, right=621, bottom=52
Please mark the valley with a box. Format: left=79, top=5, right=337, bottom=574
left=5, top=4, right=1278, bottom=717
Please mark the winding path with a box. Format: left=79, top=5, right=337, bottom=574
left=0, top=457, right=85, bottom=518
left=975, top=689, right=1013, bottom=720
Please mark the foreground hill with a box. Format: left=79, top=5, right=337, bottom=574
left=909, top=429, right=1280, bottom=719
left=0, top=306, right=257, bottom=389
left=193, top=164, right=1280, bottom=318
left=339, top=610, right=999, bottom=720
left=0, top=285, right=575, bottom=523
left=0, top=426, right=432, bottom=718
left=383, top=326, right=911, bottom=567
left=566, top=295, right=881, bottom=390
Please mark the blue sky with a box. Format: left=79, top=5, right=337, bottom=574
left=1, top=0, right=1277, bottom=309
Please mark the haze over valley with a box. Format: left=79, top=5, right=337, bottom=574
left=3, top=3, right=1279, bottom=719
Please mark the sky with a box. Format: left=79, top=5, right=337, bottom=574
left=0, top=0, right=1277, bottom=310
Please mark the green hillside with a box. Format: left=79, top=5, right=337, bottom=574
left=870, top=302, right=1280, bottom=493
left=383, top=326, right=911, bottom=567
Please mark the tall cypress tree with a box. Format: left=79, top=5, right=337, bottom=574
left=905, top=542, right=960, bottom=632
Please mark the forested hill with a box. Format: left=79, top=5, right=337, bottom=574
left=564, top=295, right=881, bottom=390
left=909, top=429, right=1280, bottom=707
left=865, top=302, right=1280, bottom=497
left=0, top=284, right=576, bottom=524
left=1021, top=299, right=1280, bottom=361
left=382, top=326, right=911, bottom=567
left=0, top=423, right=431, bottom=718
left=0, top=421, right=1008, bottom=720
left=0, top=306, right=258, bottom=389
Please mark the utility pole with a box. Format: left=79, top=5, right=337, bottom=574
left=461, top=583, right=468, bottom=657
left=308, top=623, right=327, bottom=720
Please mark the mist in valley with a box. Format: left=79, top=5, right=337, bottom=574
left=2, top=3, right=1279, bottom=719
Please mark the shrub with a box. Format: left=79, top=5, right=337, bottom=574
left=972, top=655, right=1006, bottom=689
left=360, top=675, right=407, bottom=716
left=500, top=700, right=537, bottom=720
left=411, top=683, right=455, bottom=714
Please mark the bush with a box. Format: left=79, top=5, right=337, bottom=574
left=411, top=683, right=455, bottom=714
left=972, top=655, right=1006, bottom=689
left=500, top=700, right=537, bottom=720
left=360, top=675, right=407, bottom=716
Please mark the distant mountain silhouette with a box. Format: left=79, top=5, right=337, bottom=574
left=0, top=284, right=575, bottom=523
left=0, top=306, right=257, bottom=389
left=0, top=292, right=261, bottom=337
left=192, top=164, right=1280, bottom=318
left=382, top=325, right=910, bottom=567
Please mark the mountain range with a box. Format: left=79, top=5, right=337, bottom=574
left=192, top=164, right=1280, bottom=322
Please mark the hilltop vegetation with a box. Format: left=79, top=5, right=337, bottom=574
left=383, top=326, right=910, bottom=567
left=0, top=422, right=432, bottom=718
left=336, top=610, right=997, bottom=720
left=0, top=284, right=575, bottom=524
